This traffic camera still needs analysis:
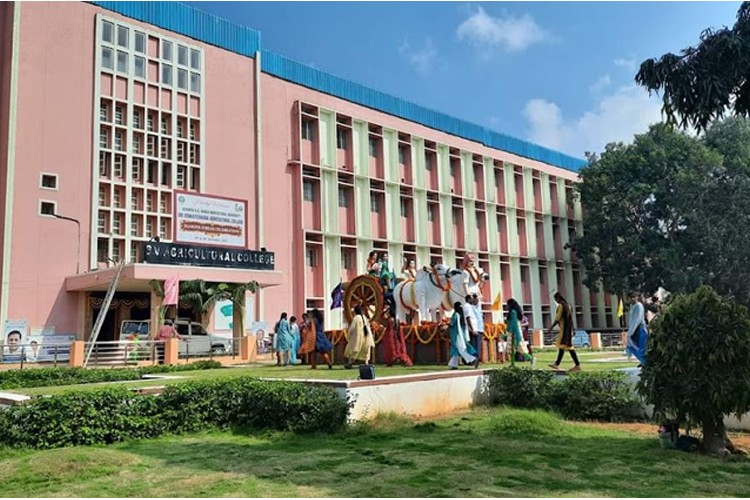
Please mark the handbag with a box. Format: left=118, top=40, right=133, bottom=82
left=359, top=364, right=376, bottom=380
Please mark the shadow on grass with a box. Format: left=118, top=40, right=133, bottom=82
left=118, top=409, right=750, bottom=498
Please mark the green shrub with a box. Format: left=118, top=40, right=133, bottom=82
left=0, top=376, right=350, bottom=449
left=0, top=361, right=222, bottom=390
left=487, top=367, right=554, bottom=408
left=487, top=368, right=639, bottom=422
left=487, top=408, right=567, bottom=436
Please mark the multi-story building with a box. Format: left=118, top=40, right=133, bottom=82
left=0, top=1, right=620, bottom=344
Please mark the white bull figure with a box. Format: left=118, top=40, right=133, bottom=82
left=392, top=263, right=468, bottom=323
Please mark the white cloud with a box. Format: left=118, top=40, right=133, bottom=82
left=614, top=57, right=637, bottom=71
left=457, top=6, right=549, bottom=53
left=522, top=85, right=663, bottom=157
left=589, top=74, right=612, bottom=94
left=399, top=38, right=438, bottom=76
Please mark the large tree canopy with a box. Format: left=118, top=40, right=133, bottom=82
left=636, top=2, right=750, bottom=131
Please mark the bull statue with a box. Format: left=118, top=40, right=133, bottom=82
left=392, top=263, right=467, bottom=323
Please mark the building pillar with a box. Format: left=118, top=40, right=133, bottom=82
left=590, top=332, right=601, bottom=350
left=69, top=340, right=85, bottom=367
left=531, top=329, right=544, bottom=348
left=164, top=338, right=179, bottom=365
left=241, top=334, right=257, bottom=362
left=150, top=288, right=162, bottom=336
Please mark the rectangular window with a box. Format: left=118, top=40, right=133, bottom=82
left=146, top=218, right=153, bottom=236
left=146, top=194, right=153, bottom=212
left=100, top=103, right=109, bottom=122
left=114, top=106, right=123, bottom=125
left=160, top=196, right=167, bottom=213
left=116, top=51, right=128, bottom=73
left=101, top=47, right=113, bottom=70
left=117, top=25, right=128, bottom=48
left=114, top=155, right=124, bottom=178
left=132, top=136, right=141, bottom=154
left=178, top=45, right=188, bottom=66
left=177, top=142, right=186, bottom=162
left=190, top=72, right=201, bottom=93
left=114, top=131, right=123, bottom=151
left=112, top=214, right=122, bottom=234
left=161, top=117, right=169, bottom=134
left=177, top=166, right=186, bottom=188
left=398, top=147, right=406, bottom=165
left=39, top=201, right=57, bottom=215
left=427, top=205, right=434, bottom=222
left=301, top=119, right=315, bottom=141
left=161, top=138, right=170, bottom=159
left=336, top=129, right=347, bottom=150
left=131, top=192, right=139, bottom=209
left=190, top=49, right=200, bottom=70
left=338, top=187, right=349, bottom=208
left=99, top=186, right=107, bottom=206
left=40, top=173, right=58, bottom=190
left=114, top=189, right=122, bottom=208
left=162, top=64, right=172, bottom=86
left=112, top=241, right=121, bottom=262
left=99, top=131, right=108, bottom=149
left=400, top=199, right=409, bottom=218
left=102, top=21, right=114, bottom=44
left=453, top=210, right=460, bottom=225
left=426, top=155, right=433, bottom=170
left=99, top=152, right=110, bottom=176
left=133, top=110, right=142, bottom=129
left=159, top=219, right=168, bottom=239
left=134, top=31, right=146, bottom=54
left=342, top=252, right=353, bottom=270
left=98, top=213, right=107, bottom=232
left=134, top=56, right=145, bottom=78
left=305, top=247, right=317, bottom=267
left=177, top=69, right=188, bottom=90
left=369, top=137, right=378, bottom=158
left=132, top=159, right=142, bottom=181
left=189, top=122, right=196, bottom=140
left=370, top=196, right=380, bottom=213
left=162, top=40, right=172, bottom=61
left=177, top=122, right=184, bottom=138
left=131, top=217, right=139, bottom=237
left=303, top=180, right=315, bottom=202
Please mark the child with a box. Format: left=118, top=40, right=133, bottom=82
left=497, top=334, right=508, bottom=363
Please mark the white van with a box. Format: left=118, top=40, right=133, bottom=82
left=119, top=319, right=233, bottom=356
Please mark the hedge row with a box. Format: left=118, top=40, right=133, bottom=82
left=0, top=376, right=350, bottom=449
left=488, top=367, right=642, bottom=422
left=0, top=360, right=222, bottom=389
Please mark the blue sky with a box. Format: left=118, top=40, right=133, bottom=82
left=187, top=1, right=741, bottom=158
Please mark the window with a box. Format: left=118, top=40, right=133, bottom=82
left=177, top=69, right=188, bottom=90
left=134, top=31, right=146, bottom=54
left=114, top=106, right=123, bottom=125
left=303, top=180, right=315, bottom=202
left=189, top=122, right=196, bottom=140
left=39, top=201, right=56, bottom=216
left=342, top=252, right=353, bottom=270
left=162, top=40, right=172, bottom=61
left=400, top=199, right=409, bottom=218
left=99, top=186, right=107, bottom=205
left=146, top=218, right=153, bottom=235
left=190, top=49, right=200, bottom=70
left=177, top=166, right=186, bottom=188
left=145, top=193, right=153, bottom=212
left=178, top=45, right=188, bottom=66
left=370, top=196, right=380, bottom=213
left=130, top=244, right=138, bottom=262
left=133, top=110, right=142, bottom=129
left=101, top=21, right=114, bottom=44
left=132, top=159, right=142, bottom=181
left=338, top=187, right=349, bottom=208
left=177, top=122, right=184, bottom=138
left=452, top=210, right=460, bottom=225
left=160, top=196, right=167, bottom=213
left=477, top=214, right=483, bottom=228
left=427, top=205, right=434, bottom=222
left=162, top=64, right=172, bottom=86
left=117, top=25, right=128, bottom=48
left=426, top=155, right=433, bottom=170
left=114, top=155, right=124, bottom=178
left=159, top=219, right=168, bottom=238
left=161, top=138, right=170, bottom=158
left=114, top=131, right=123, bottom=151
left=114, top=189, right=122, bottom=208
left=190, top=72, right=201, bottom=93
left=116, top=51, right=128, bottom=73
left=147, top=115, right=155, bottom=132
left=40, top=174, right=58, bottom=190
left=305, top=247, right=317, bottom=267
left=134, top=56, right=145, bottom=78
left=99, top=131, right=108, bottom=149
left=132, top=136, right=141, bottom=154
left=100, top=103, right=109, bottom=122
left=112, top=241, right=121, bottom=261
left=336, top=128, right=347, bottom=150
left=101, top=47, right=113, bottom=70
left=98, top=213, right=107, bottom=232
left=301, top=119, right=315, bottom=141
left=398, top=147, right=406, bottom=165
left=368, top=137, right=378, bottom=158
left=161, top=117, right=169, bottom=134
left=131, top=192, right=139, bottom=209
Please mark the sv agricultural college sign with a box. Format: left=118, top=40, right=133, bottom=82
left=174, top=192, right=248, bottom=248
left=142, top=242, right=275, bottom=270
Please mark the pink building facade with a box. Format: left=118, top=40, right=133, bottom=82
left=0, top=2, right=620, bottom=345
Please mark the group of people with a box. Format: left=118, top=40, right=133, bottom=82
left=272, top=309, right=333, bottom=369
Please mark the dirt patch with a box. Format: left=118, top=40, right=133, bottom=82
left=582, top=421, right=750, bottom=449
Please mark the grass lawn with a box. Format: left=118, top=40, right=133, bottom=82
left=7, top=350, right=638, bottom=396
left=0, top=407, right=748, bottom=497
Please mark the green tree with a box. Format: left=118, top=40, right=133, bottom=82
left=636, top=2, right=750, bottom=131
left=570, top=123, right=722, bottom=298
left=639, top=285, right=750, bottom=454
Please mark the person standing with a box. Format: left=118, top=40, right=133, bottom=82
left=471, top=294, right=485, bottom=362
left=626, top=292, right=648, bottom=366
left=344, top=306, right=375, bottom=368
left=521, top=313, right=533, bottom=357
left=274, top=313, right=292, bottom=367
left=448, top=302, right=479, bottom=370
left=310, top=308, right=333, bottom=369
left=547, top=292, right=580, bottom=372
left=298, top=313, right=316, bottom=364
left=462, top=295, right=483, bottom=363
left=289, top=316, right=301, bottom=365
left=506, top=299, right=533, bottom=363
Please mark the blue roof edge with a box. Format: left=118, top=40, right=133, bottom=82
left=88, top=1, right=586, bottom=173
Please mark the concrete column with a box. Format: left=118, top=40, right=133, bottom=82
left=164, top=338, right=179, bottom=365
left=531, top=329, right=544, bottom=348
left=69, top=341, right=85, bottom=367
left=241, top=334, right=257, bottom=362
left=590, top=332, right=601, bottom=350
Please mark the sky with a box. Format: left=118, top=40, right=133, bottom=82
left=186, top=1, right=742, bottom=159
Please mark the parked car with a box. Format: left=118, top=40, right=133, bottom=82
left=119, top=319, right=233, bottom=356
left=572, top=329, right=590, bottom=348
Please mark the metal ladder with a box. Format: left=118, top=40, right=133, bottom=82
left=84, top=259, right=127, bottom=367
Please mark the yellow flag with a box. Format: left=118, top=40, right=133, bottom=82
left=491, top=290, right=503, bottom=311
left=617, top=298, right=624, bottom=318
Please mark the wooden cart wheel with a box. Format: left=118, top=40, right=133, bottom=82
left=343, top=275, right=388, bottom=324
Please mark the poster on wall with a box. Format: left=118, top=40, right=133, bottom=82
left=2, top=320, right=28, bottom=363
left=174, top=191, right=248, bottom=248
left=213, top=296, right=255, bottom=334
left=23, top=334, right=76, bottom=363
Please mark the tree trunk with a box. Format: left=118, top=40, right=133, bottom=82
left=232, top=300, right=245, bottom=343
left=702, top=419, right=732, bottom=455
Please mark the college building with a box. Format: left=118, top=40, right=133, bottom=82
left=0, top=1, right=621, bottom=344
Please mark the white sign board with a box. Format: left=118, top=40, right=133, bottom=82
left=213, top=296, right=255, bottom=333
left=175, top=192, right=247, bottom=248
